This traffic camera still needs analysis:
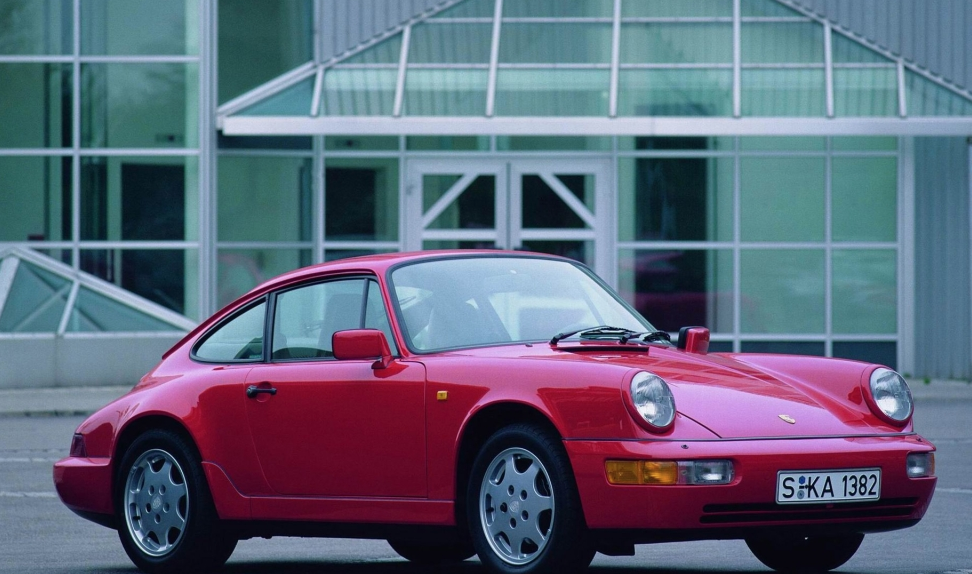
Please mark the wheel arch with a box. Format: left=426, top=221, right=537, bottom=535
left=112, top=414, right=202, bottom=510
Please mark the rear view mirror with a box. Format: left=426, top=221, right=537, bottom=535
left=677, top=326, right=710, bottom=355
left=332, top=329, right=393, bottom=369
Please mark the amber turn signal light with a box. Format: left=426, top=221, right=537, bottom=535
left=605, top=460, right=678, bottom=485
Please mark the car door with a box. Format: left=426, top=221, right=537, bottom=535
left=243, top=276, right=427, bottom=498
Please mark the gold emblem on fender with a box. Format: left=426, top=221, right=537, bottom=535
left=778, top=414, right=796, bottom=424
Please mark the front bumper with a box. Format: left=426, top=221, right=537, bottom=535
left=566, top=434, right=936, bottom=538
left=53, top=456, right=115, bottom=527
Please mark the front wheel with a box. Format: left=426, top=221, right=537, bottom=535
left=467, top=424, right=594, bottom=574
left=746, top=533, right=865, bottom=573
left=117, top=430, right=237, bottom=573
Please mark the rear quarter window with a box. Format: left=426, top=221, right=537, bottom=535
left=193, top=300, right=267, bottom=362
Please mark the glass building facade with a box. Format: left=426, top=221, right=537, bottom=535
left=2, top=0, right=972, bottom=385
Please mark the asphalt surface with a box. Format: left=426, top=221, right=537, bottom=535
left=0, top=391, right=970, bottom=573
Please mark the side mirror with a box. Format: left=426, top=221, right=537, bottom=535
left=332, top=329, right=393, bottom=369
left=676, top=326, right=710, bottom=355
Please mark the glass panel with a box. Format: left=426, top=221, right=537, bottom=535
left=742, top=23, right=823, bottom=64
left=321, top=69, right=396, bottom=116
left=520, top=241, right=593, bottom=266
left=741, top=0, right=802, bottom=17
left=80, top=156, right=198, bottom=241
left=495, top=69, right=609, bottom=116
left=325, top=158, right=399, bottom=241
left=0, top=64, right=71, bottom=148
left=433, top=0, right=494, bottom=18
left=741, top=341, right=824, bottom=356
left=66, top=287, right=178, bottom=332
left=0, top=0, right=70, bottom=54
left=832, top=341, right=896, bottom=369
left=834, top=68, right=898, bottom=117
left=324, top=249, right=396, bottom=262
left=423, top=240, right=497, bottom=250
left=403, top=69, right=487, bottom=116
left=219, top=135, right=313, bottom=150
left=832, top=157, right=897, bottom=242
left=218, top=156, right=312, bottom=242
left=500, top=23, right=612, bottom=64
left=740, top=249, right=825, bottom=334
left=217, top=0, right=313, bottom=103
left=238, top=76, right=314, bottom=116
left=341, top=34, right=401, bottom=64
left=619, top=136, right=733, bottom=150
left=194, top=300, right=266, bottom=361
left=521, top=175, right=589, bottom=229
left=618, top=249, right=733, bottom=333
left=497, top=137, right=610, bottom=151
left=740, top=157, right=824, bottom=242
left=832, top=34, right=888, bottom=64
left=409, top=23, right=491, bottom=63
left=81, top=63, right=198, bottom=148
left=272, top=278, right=364, bottom=359
left=741, top=69, right=825, bottom=116
left=621, top=23, right=731, bottom=64
left=831, top=136, right=897, bottom=151
left=80, top=249, right=198, bottom=316
left=618, top=157, right=733, bottom=242
left=504, top=0, right=612, bottom=17
left=618, top=69, right=732, bottom=116
left=365, top=280, right=398, bottom=355
left=708, top=340, right=733, bottom=352
left=0, top=157, right=69, bottom=241
left=832, top=249, right=896, bottom=334
left=906, top=71, right=972, bottom=116
left=739, top=136, right=824, bottom=151
left=0, top=262, right=70, bottom=333
left=424, top=174, right=495, bottom=230
left=325, top=136, right=399, bottom=151
left=217, top=249, right=312, bottom=307
left=407, top=136, right=489, bottom=151
left=622, top=0, right=732, bottom=18
left=80, top=0, right=198, bottom=55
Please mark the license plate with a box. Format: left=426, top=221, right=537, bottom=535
left=776, top=468, right=881, bottom=504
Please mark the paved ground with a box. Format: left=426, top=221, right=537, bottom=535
left=0, top=382, right=970, bottom=573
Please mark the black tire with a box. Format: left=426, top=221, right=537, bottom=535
left=387, top=538, right=476, bottom=565
left=466, top=424, right=595, bottom=574
left=746, top=534, right=865, bottom=573
left=116, top=429, right=237, bottom=574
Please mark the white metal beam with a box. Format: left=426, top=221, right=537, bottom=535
left=486, top=0, right=503, bottom=117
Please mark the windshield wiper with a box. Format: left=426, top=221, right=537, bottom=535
left=550, top=326, right=641, bottom=346
left=621, top=330, right=672, bottom=344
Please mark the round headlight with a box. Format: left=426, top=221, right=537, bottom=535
left=629, top=371, right=676, bottom=430
left=868, top=368, right=913, bottom=424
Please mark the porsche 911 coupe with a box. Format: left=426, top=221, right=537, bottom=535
left=54, top=251, right=936, bottom=574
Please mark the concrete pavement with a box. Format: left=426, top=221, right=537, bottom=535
left=0, top=379, right=968, bottom=418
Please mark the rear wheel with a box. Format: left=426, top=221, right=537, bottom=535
left=387, top=539, right=475, bottom=564
left=746, top=534, right=864, bottom=573
left=117, top=429, right=237, bottom=574
left=467, top=424, right=594, bottom=574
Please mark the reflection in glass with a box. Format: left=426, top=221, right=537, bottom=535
left=0, top=157, right=69, bottom=241
left=80, top=0, right=198, bottom=55
left=832, top=250, right=896, bottom=334
left=740, top=249, right=825, bottom=334
left=831, top=34, right=887, bottom=64
left=500, top=23, right=612, bottom=64
left=504, top=0, right=612, bottom=17
left=622, top=0, right=732, bottom=18
left=239, top=76, right=314, bottom=116
left=619, top=69, right=732, bottom=116
left=834, top=68, right=897, bottom=117
left=66, top=287, right=175, bottom=332
left=219, top=156, right=311, bottom=242
left=403, top=69, right=487, bottom=116
left=831, top=157, right=897, bottom=242
left=495, top=69, right=609, bottom=116
left=521, top=175, right=591, bottom=229
left=322, top=69, right=396, bottom=116
left=618, top=157, right=733, bottom=242
left=497, top=137, right=611, bottom=151
left=0, top=262, right=70, bottom=333
left=325, top=136, right=398, bottom=150
left=740, top=157, right=824, bottom=242
left=325, top=158, right=399, bottom=241
left=905, top=71, right=972, bottom=116
left=742, top=22, right=823, bottom=63
left=217, top=249, right=311, bottom=308
left=0, top=0, right=70, bottom=54
left=80, top=249, right=197, bottom=316
left=618, top=249, right=733, bottom=333
left=81, top=63, right=198, bottom=147
left=833, top=341, right=896, bottom=369
left=621, top=23, right=731, bottom=64
left=741, top=69, right=825, bottom=116
left=0, top=64, right=71, bottom=148
left=520, top=241, right=593, bottom=267
left=423, top=174, right=495, bottom=230
left=407, top=136, right=489, bottom=151
left=81, top=156, right=197, bottom=242
left=409, top=23, right=491, bottom=63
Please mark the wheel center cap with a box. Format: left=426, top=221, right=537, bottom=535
left=152, top=497, right=162, bottom=510
left=509, top=499, right=520, bottom=513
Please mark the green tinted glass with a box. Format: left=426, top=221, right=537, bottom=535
left=741, top=69, right=825, bottom=116
left=500, top=23, right=612, bottom=63
left=403, top=69, right=488, bottom=116
left=407, top=136, right=489, bottom=151
left=325, top=136, right=399, bottom=151
left=832, top=249, right=896, bottom=334
left=325, top=158, right=399, bottom=241
left=496, top=137, right=610, bottom=151
left=433, top=0, right=494, bottom=18
left=217, top=249, right=312, bottom=307
left=740, top=157, right=824, bottom=241
left=79, top=249, right=198, bottom=316
left=80, top=0, right=198, bottom=55
left=906, top=71, right=972, bottom=116
left=503, top=0, right=612, bottom=17
left=0, top=157, right=68, bottom=241
left=741, top=249, right=825, bottom=334
left=621, top=23, right=732, bottom=64
left=834, top=68, right=898, bottom=117
left=409, top=23, right=491, bottom=63
left=619, top=69, right=732, bottom=116
left=495, top=69, right=609, bottom=116
left=322, top=69, right=396, bottom=116
left=66, top=287, right=178, bottom=332
left=741, top=0, right=801, bottom=17
left=0, top=262, right=70, bottom=333
left=0, top=0, right=71, bottom=54
left=831, top=137, right=897, bottom=151
left=742, top=23, right=823, bottom=64
left=218, top=156, right=312, bottom=242
left=831, top=34, right=888, bottom=64
left=622, top=0, right=732, bottom=17
left=832, top=157, right=897, bottom=242
left=341, top=34, right=402, bottom=64
left=239, top=76, right=314, bottom=116
left=739, top=137, right=824, bottom=151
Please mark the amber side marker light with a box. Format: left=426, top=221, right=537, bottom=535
left=606, top=460, right=733, bottom=485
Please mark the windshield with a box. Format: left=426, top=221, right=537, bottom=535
left=389, top=256, right=653, bottom=352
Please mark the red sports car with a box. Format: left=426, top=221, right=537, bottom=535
left=54, top=251, right=936, bottom=574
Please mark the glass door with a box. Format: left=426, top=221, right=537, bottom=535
left=406, top=158, right=613, bottom=280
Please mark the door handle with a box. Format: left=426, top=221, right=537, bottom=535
left=246, top=385, right=277, bottom=399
